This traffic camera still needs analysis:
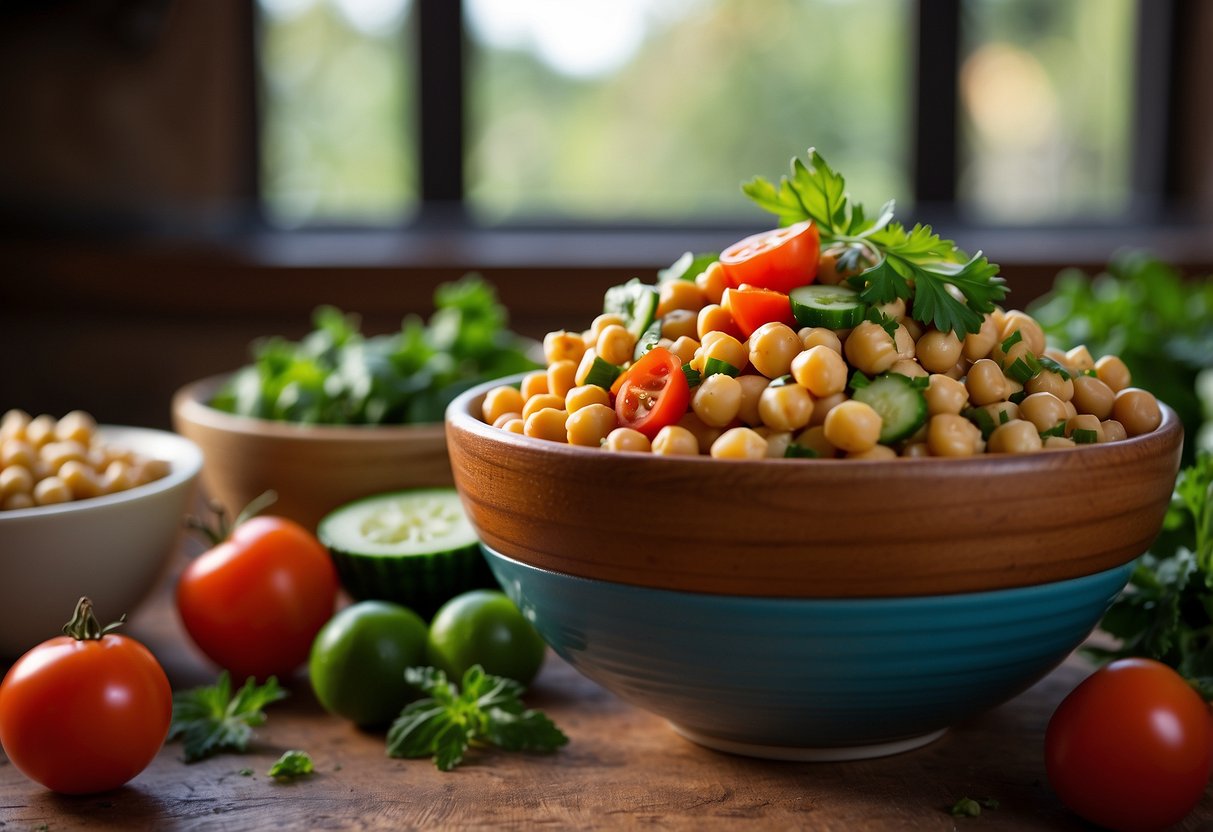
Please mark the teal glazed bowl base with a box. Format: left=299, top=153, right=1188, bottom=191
left=484, top=547, right=1135, bottom=762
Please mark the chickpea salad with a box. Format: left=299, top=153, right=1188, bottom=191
left=479, top=150, right=1163, bottom=460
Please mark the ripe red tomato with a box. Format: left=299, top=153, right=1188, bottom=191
left=1045, top=658, right=1213, bottom=832
left=0, top=598, right=172, bottom=794
left=177, top=514, right=338, bottom=681
left=722, top=287, right=797, bottom=339
left=719, top=220, right=820, bottom=293
left=612, top=347, right=690, bottom=440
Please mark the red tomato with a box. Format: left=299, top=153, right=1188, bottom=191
left=613, top=347, right=690, bottom=440
left=719, top=220, right=820, bottom=293
left=0, top=598, right=171, bottom=794
left=722, top=287, right=797, bottom=339
left=1045, top=658, right=1213, bottom=832
left=177, top=514, right=338, bottom=681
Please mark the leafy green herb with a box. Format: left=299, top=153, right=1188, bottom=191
left=1087, top=452, right=1213, bottom=697
left=210, top=274, right=539, bottom=425
left=387, top=666, right=568, bottom=772
left=169, top=673, right=288, bottom=763
left=268, top=750, right=314, bottom=780
left=948, top=796, right=999, bottom=818
left=743, top=148, right=1006, bottom=337
left=658, top=251, right=718, bottom=284
left=784, top=444, right=819, bottom=459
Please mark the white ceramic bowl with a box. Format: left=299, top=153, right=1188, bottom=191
left=0, top=426, right=203, bottom=658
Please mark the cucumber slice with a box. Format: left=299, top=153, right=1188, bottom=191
left=789, top=285, right=867, bottom=329
left=633, top=318, right=663, bottom=361
left=851, top=373, right=928, bottom=444
left=584, top=356, right=623, bottom=389
left=604, top=278, right=660, bottom=341
left=318, top=488, right=494, bottom=619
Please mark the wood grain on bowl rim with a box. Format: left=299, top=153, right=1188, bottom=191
left=445, top=376, right=1184, bottom=598
left=172, top=374, right=452, bottom=531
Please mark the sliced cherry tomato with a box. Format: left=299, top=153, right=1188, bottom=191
left=178, top=501, right=339, bottom=682
left=1045, top=658, right=1213, bottom=832
left=0, top=598, right=172, bottom=794
left=722, top=286, right=797, bottom=339
left=719, top=220, right=820, bottom=293
left=613, top=347, right=690, bottom=440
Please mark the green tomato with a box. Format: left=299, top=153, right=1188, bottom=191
left=309, top=600, right=429, bottom=727
left=426, top=590, right=546, bottom=685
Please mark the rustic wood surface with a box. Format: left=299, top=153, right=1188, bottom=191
left=3, top=547, right=1212, bottom=831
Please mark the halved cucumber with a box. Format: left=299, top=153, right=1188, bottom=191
left=789, top=284, right=867, bottom=329
left=318, top=488, right=495, bottom=620
left=851, top=373, right=928, bottom=444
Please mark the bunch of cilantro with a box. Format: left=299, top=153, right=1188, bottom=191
left=1087, top=452, right=1213, bottom=697
left=210, top=274, right=539, bottom=425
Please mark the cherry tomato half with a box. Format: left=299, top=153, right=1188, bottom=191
left=722, top=286, right=797, bottom=339
left=0, top=598, right=172, bottom=794
left=178, top=513, right=339, bottom=681
left=1045, top=658, right=1213, bottom=832
left=613, top=347, right=690, bottom=440
left=719, top=220, right=820, bottom=294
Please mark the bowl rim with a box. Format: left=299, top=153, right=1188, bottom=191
left=446, top=372, right=1183, bottom=470
left=172, top=373, right=446, bottom=440
left=0, top=425, right=203, bottom=522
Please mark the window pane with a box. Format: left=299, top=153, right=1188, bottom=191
left=258, top=0, right=416, bottom=226
left=958, top=0, right=1135, bottom=221
left=465, top=0, right=913, bottom=224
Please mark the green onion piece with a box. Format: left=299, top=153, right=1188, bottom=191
left=702, top=358, right=740, bottom=378
left=1039, top=422, right=1067, bottom=439
left=849, top=371, right=872, bottom=390
left=584, top=357, right=623, bottom=389
left=682, top=364, right=701, bottom=388
left=1036, top=355, right=1072, bottom=380
left=784, top=444, right=819, bottom=459
left=998, top=408, right=1011, bottom=425
left=1073, top=428, right=1099, bottom=444
left=1000, top=330, right=1023, bottom=353
left=1005, top=354, right=1041, bottom=384
left=1082, top=368, right=1099, bottom=377
left=965, top=407, right=997, bottom=440
left=1008, top=389, right=1028, bottom=405
left=768, top=374, right=795, bottom=388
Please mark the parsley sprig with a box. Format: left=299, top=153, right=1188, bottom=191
left=169, top=673, right=288, bottom=763
left=743, top=148, right=1007, bottom=336
left=387, top=665, right=568, bottom=771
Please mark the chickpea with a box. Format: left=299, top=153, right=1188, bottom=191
left=927, top=414, right=982, bottom=457
left=1019, top=392, right=1069, bottom=434
left=3, top=493, right=34, bottom=511
left=791, top=345, right=848, bottom=398
left=876, top=298, right=907, bottom=319
left=735, top=374, right=771, bottom=426
left=987, top=419, right=1043, bottom=454
left=574, top=349, right=600, bottom=386
left=657, top=280, right=706, bottom=317
left=710, top=427, right=769, bottom=460
left=697, top=304, right=741, bottom=340
left=0, top=409, right=30, bottom=442
left=1071, top=374, right=1115, bottom=420
left=1065, top=345, right=1095, bottom=373
left=491, top=412, right=522, bottom=429
left=893, top=324, right=916, bottom=361
left=823, top=400, right=882, bottom=454
left=676, top=412, right=723, bottom=454
left=792, top=425, right=837, bottom=458
left=999, top=311, right=1046, bottom=356
left=543, top=330, right=587, bottom=365
left=102, top=460, right=134, bottom=494
left=1063, top=400, right=1078, bottom=421
left=53, top=410, right=96, bottom=445
left=995, top=339, right=1034, bottom=373
left=700, top=332, right=748, bottom=373
left=977, top=401, right=1020, bottom=430
left=692, top=374, right=743, bottom=428
left=1101, top=419, right=1128, bottom=443
left=898, top=317, right=924, bottom=342
left=916, top=330, right=962, bottom=374
left=799, top=327, right=843, bottom=354
left=1043, top=435, right=1076, bottom=450
left=815, top=244, right=877, bottom=286
left=1095, top=354, right=1132, bottom=393
left=25, top=415, right=56, bottom=448
left=566, top=404, right=617, bottom=447
left=944, top=358, right=968, bottom=381
left=596, top=324, right=636, bottom=366
left=33, top=475, right=72, bottom=505
left=605, top=427, right=651, bottom=453
left=748, top=323, right=802, bottom=379
left=524, top=408, right=569, bottom=443
left=668, top=335, right=700, bottom=366
left=1043, top=348, right=1073, bottom=371
left=546, top=360, right=579, bottom=399
left=651, top=425, right=700, bottom=456
left=1024, top=369, right=1074, bottom=402
left=695, top=261, right=728, bottom=305
left=482, top=386, right=526, bottom=424
left=0, top=464, right=34, bottom=499
left=58, top=460, right=101, bottom=499
left=758, top=383, right=814, bottom=432
left=1112, top=388, right=1162, bottom=436
left=1065, top=413, right=1105, bottom=444
left=814, top=247, right=847, bottom=286
left=1, top=439, right=36, bottom=470
left=965, top=359, right=1006, bottom=406
left=848, top=444, right=898, bottom=461
left=565, top=384, right=611, bottom=413
left=756, top=428, right=792, bottom=458
left=924, top=375, right=969, bottom=416
left=901, top=443, right=931, bottom=458
left=500, top=418, right=525, bottom=435
left=844, top=321, right=899, bottom=375
left=661, top=309, right=699, bottom=341
left=889, top=359, right=928, bottom=379
left=589, top=313, right=627, bottom=341
left=962, top=315, right=999, bottom=362
left=520, top=371, right=550, bottom=400
left=522, top=393, right=566, bottom=421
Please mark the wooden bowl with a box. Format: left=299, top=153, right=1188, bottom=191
left=172, top=375, right=452, bottom=532
left=446, top=375, right=1183, bottom=598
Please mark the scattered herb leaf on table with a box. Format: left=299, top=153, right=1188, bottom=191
left=170, top=673, right=289, bottom=763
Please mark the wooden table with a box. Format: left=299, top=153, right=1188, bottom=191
left=3, top=550, right=1212, bottom=832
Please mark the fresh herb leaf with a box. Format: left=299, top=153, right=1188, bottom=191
left=169, top=673, right=288, bottom=763
left=268, top=750, right=314, bottom=779
left=744, top=148, right=1007, bottom=337
left=386, top=666, right=568, bottom=772
left=658, top=251, right=718, bottom=284
left=949, top=797, right=983, bottom=818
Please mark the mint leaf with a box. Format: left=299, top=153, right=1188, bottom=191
left=169, top=673, right=288, bottom=763
left=268, top=750, right=314, bottom=779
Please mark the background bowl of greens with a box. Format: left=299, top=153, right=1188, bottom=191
left=172, top=276, right=539, bottom=531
